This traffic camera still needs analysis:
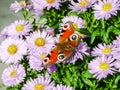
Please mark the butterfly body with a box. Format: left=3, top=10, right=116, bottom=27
left=43, top=22, right=80, bottom=65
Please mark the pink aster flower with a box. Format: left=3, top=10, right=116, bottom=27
left=60, top=16, right=85, bottom=32
left=8, top=20, right=32, bottom=38
left=10, top=1, right=26, bottom=13
left=53, top=84, right=73, bottom=90
left=0, top=38, right=27, bottom=64
left=26, top=31, right=55, bottom=54
left=93, top=0, right=120, bottom=20
left=88, top=56, right=116, bottom=80
left=69, top=0, right=97, bottom=12
left=91, top=43, right=116, bottom=57
left=22, top=76, right=55, bottom=90
left=2, top=64, right=26, bottom=86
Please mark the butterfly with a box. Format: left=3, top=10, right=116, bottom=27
left=43, top=21, right=80, bottom=65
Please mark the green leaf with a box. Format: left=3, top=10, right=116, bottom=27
left=82, top=70, right=93, bottom=78
left=76, top=28, right=90, bottom=35
left=114, top=75, right=120, bottom=84
left=67, top=12, right=78, bottom=16
left=90, top=30, right=98, bottom=44
left=82, top=77, right=94, bottom=87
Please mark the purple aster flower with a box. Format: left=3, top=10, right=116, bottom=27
left=46, top=26, right=55, bottom=36
left=63, top=42, right=90, bottom=64
left=88, top=56, right=116, bottom=80
left=8, top=20, right=32, bottom=39
left=112, top=35, right=120, bottom=47
left=93, top=0, right=120, bottom=20
left=31, top=0, right=45, bottom=17
left=26, top=31, right=55, bottom=54
left=22, top=75, right=55, bottom=90
left=69, top=0, right=97, bottom=12
left=2, top=64, right=26, bottom=86
left=91, top=43, right=116, bottom=57
left=46, top=64, right=57, bottom=74
left=0, top=38, right=27, bottom=64
left=53, top=84, right=73, bottom=90
left=10, top=1, right=26, bottom=13
left=59, top=16, right=85, bottom=32
left=0, top=26, right=10, bottom=39
left=32, top=0, right=60, bottom=10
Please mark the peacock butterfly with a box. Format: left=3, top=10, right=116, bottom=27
left=43, top=21, right=80, bottom=65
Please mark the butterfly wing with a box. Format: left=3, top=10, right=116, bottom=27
left=43, top=47, right=59, bottom=65
left=59, top=21, right=74, bottom=42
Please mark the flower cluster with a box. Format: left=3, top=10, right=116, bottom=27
left=88, top=35, right=120, bottom=80
left=1, top=0, right=120, bottom=90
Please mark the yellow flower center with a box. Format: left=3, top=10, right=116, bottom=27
left=79, top=0, right=89, bottom=7
left=40, top=53, right=47, bottom=59
left=19, top=1, right=26, bottom=8
left=34, top=84, right=45, bottom=90
left=10, top=70, right=17, bottom=77
left=35, top=38, right=45, bottom=47
left=102, top=3, right=112, bottom=12
left=16, top=24, right=24, bottom=32
left=100, top=62, right=109, bottom=70
left=72, top=23, right=79, bottom=29
left=102, top=48, right=112, bottom=55
left=46, top=0, right=55, bottom=3
left=7, top=45, right=18, bottom=54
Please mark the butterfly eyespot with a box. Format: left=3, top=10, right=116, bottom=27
left=63, top=23, right=70, bottom=30
left=70, top=33, right=79, bottom=41
left=43, top=58, right=49, bottom=65
left=57, top=54, right=66, bottom=62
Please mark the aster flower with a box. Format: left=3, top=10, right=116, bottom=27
left=2, top=64, right=26, bottom=86
left=60, top=16, right=85, bottom=32
left=0, top=38, right=27, bottom=64
left=0, top=26, right=10, bottom=39
left=112, top=35, right=120, bottom=47
left=26, top=31, right=55, bottom=54
left=64, top=42, right=90, bottom=64
left=29, top=51, right=48, bottom=70
left=88, top=56, right=116, bottom=80
left=91, top=43, right=116, bottom=57
left=93, top=0, right=120, bottom=20
left=10, top=1, right=26, bottom=13
left=46, top=26, right=55, bottom=36
left=31, top=0, right=45, bottom=17
left=32, top=0, right=60, bottom=10
left=22, top=76, right=55, bottom=90
left=8, top=20, right=32, bottom=38
left=69, top=0, right=97, bottom=12
left=46, top=64, right=57, bottom=74
left=113, top=60, right=120, bottom=72
left=53, top=84, right=73, bottom=90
